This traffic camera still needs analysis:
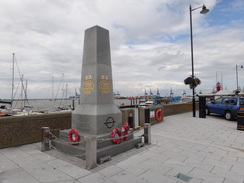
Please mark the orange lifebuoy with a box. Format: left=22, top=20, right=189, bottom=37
left=155, top=110, right=163, bottom=121
left=110, top=128, right=122, bottom=144
left=68, top=129, right=80, bottom=145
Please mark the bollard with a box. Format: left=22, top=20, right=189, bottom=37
left=72, top=100, right=75, bottom=110
left=145, top=109, right=150, bottom=124
left=144, top=123, right=151, bottom=144
left=199, top=96, right=206, bottom=118
left=85, top=136, right=97, bottom=170
left=41, top=127, right=50, bottom=152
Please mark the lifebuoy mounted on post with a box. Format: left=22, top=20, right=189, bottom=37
left=110, top=128, right=122, bottom=144
left=155, top=109, right=163, bottom=121
left=68, top=128, right=80, bottom=145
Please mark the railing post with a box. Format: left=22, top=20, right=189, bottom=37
left=85, top=136, right=97, bottom=170
left=41, top=127, right=50, bottom=152
left=144, top=123, right=151, bottom=144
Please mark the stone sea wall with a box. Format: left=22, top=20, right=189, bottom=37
left=0, top=112, right=71, bottom=149
left=164, top=102, right=199, bottom=116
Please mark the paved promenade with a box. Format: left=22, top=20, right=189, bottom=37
left=0, top=112, right=244, bottom=183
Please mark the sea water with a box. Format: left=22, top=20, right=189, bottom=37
left=10, top=99, right=131, bottom=111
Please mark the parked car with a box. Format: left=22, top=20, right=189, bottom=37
left=206, top=96, right=244, bottom=120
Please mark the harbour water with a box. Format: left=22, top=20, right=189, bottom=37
left=10, top=99, right=132, bottom=111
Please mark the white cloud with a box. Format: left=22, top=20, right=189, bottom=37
left=0, top=0, right=243, bottom=99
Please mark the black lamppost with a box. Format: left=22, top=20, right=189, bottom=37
left=190, top=5, right=209, bottom=117
left=236, top=64, right=243, bottom=92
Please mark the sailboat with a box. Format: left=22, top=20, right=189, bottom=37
left=0, top=53, right=38, bottom=116
left=0, top=53, right=18, bottom=115
left=48, top=74, right=72, bottom=113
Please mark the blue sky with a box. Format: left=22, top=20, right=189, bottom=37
left=208, top=0, right=244, bottom=26
left=0, top=0, right=243, bottom=99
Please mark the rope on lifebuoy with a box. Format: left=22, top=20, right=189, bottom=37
left=110, top=128, right=122, bottom=144
left=155, top=110, right=163, bottom=121
left=68, top=128, right=80, bottom=145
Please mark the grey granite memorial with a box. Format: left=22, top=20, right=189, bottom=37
left=72, top=25, right=122, bottom=136
left=51, top=25, right=142, bottom=163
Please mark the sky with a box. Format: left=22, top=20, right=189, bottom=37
left=0, top=0, right=244, bottom=99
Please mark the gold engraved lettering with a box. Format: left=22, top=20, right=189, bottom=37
left=99, top=79, right=111, bottom=94
left=82, top=79, right=94, bottom=94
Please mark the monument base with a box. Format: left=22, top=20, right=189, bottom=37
left=72, top=104, right=122, bottom=135
left=51, top=130, right=142, bottom=161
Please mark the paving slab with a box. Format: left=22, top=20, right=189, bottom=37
left=0, top=168, right=40, bottom=183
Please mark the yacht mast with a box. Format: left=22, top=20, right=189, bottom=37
left=52, top=76, right=54, bottom=101
left=11, top=53, right=15, bottom=107
left=21, top=74, right=24, bottom=108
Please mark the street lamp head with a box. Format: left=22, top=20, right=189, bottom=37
left=200, top=5, right=209, bottom=14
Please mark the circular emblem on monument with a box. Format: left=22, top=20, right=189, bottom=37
left=99, top=79, right=111, bottom=94
left=82, top=79, right=94, bottom=94
left=104, top=117, right=116, bottom=129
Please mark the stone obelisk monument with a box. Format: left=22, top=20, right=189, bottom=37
left=72, top=25, right=122, bottom=136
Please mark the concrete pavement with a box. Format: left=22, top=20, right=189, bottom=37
left=0, top=112, right=244, bottom=183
